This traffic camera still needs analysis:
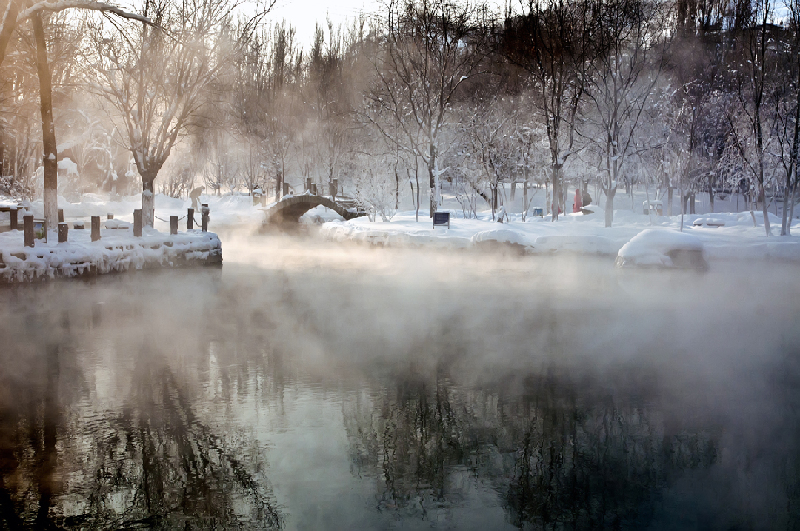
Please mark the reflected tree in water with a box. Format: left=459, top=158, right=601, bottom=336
left=343, top=365, right=718, bottom=529
left=0, top=324, right=283, bottom=529
left=60, top=346, right=283, bottom=529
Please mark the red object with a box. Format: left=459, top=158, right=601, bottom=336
left=573, top=189, right=583, bottom=213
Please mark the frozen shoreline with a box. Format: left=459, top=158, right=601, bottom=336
left=318, top=207, right=800, bottom=262
left=0, top=227, right=222, bottom=284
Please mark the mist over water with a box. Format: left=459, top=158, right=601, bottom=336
left=0, top=234, right=798, bottom=529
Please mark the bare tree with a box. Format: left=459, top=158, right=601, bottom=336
left=366, top=0, right=488, bottom=217
left=501, top=0, right=593, bottom=220
left=582, top=0, right=668, bottom=227
left=88, top=0, right=239, bottom=226
left=772, top=0, right=800, bottom=236
left=725, top=0, right=779, bottom=236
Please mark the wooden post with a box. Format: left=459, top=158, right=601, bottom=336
left=107, top=213, right=113, bottom=220
left=201, top=204, right=209, bottom=232
left=9, top=207, right=17, bottom=230
left=283, top=182, right=290, bottom=196
left=57, top=208, right=64, bottom=223
left=310, top=183, right=317, bottom=195
left=306, top=178, right=312, bottom=192
left=24, top=215, right=34, bottom=247
left=330, top=179, right=338, bottom=200
left=58, top=222, right=68, bottom=243
left=187, top=208, right=194, bottom=229
left=133, top=209, right=142, bottom=237
left=170, top=215, right=178, bottom=235
left=91, top=215, right=100, bottom=242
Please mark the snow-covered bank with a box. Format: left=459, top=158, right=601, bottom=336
left=0, top=227, right=221, bottom=284
left=319, top=207, right=800, bottom=261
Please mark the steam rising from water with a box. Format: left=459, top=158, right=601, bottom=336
left=0, top=233, right=798, bottom=528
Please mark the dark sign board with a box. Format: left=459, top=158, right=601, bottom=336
left=433, top=211, right=450, bottom=229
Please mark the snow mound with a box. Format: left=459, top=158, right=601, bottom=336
left=471, top=228, right=529, bottom=246
left=617, top=229, right=706, bottom=269
left=692, top=216, right=726, bottom=227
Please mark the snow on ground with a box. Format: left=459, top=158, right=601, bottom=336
left=320, top=206, right=800, bottom=261
left=3, top=187, right=800, bottom=270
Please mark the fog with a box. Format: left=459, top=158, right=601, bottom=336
left=0, top=234, right=798, bottom=528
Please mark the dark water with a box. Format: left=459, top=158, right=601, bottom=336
left=1, top=234, right=798, bottom=530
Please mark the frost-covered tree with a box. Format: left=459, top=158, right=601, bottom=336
left=582, top=0, right=669, bottom=227
left=771, top=0, right=800, bottom=236
left=88, top=0, right=238, bottom=226
left=500, top=0, right=594, bottom=220
left=366, top=0, right=488, bottom=217
left=724, top=0, right=780, bottom=236
left=1, top=0, right=149, bottom=230
left=458, top=97, right=517, bottom=221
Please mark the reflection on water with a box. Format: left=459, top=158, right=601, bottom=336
left=0, top=235, right=798, bottom=529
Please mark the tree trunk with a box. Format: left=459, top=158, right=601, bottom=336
left=604, top=187, right=615, bottom=228
left=394, top=168, right=400, bottom=209
left=522, top=178, right=528, bottom=221
left=0, top=0, right=22, bottom=68
left=551, top=165, right=561, bottom=221
left=428, top=144, right=438, bottom=217
left=415, top=159, right=420, bottom=222
left=142, top=177, right=155, bottom=227
left=32, top=13, right=58, bottom=235
left=759, top=184, right=771, bottom=236
left=709, top=182, right=715, bottom=213
left=789, top=179, right=798, bottom=233
left=668, top=186, right=674, bottom=216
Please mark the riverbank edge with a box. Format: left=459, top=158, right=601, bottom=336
left=0, top=229, right=222, bottom=285
left=318, top=220, right=800, bottom=262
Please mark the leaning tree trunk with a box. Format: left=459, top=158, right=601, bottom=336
left=32, top=13, right=58, bottom=234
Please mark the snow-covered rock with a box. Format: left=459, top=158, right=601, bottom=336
left=616, top=229, right=707, bottom=270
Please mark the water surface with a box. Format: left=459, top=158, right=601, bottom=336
left=1, top=233, right=798, bottom=529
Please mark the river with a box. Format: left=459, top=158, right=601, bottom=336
left=0, top=232, right=798, bottom=529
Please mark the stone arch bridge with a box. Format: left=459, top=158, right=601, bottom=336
left=262, top=194, right=366, bottom=224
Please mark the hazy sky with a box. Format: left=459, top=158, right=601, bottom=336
left=265, top=0, right=382, bottom=49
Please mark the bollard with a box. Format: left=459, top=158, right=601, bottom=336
left=23, top=215, right=34, bottom=247
left=170, top=215, right=178, bottom=235
left=107, top=213, right=113, bottom=220
left=9, top=207, right=17, bottom=231
left=58, top=222, right=68, bottom=243
left=201, top=203, right=209, bottom=232
left=91, top=216, right=101, bottom=242
left=58, top=209, right=64, bottom=223
left=187, top=208, right=194, bottom=230
left=133, top=209, right=142, bottom=237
